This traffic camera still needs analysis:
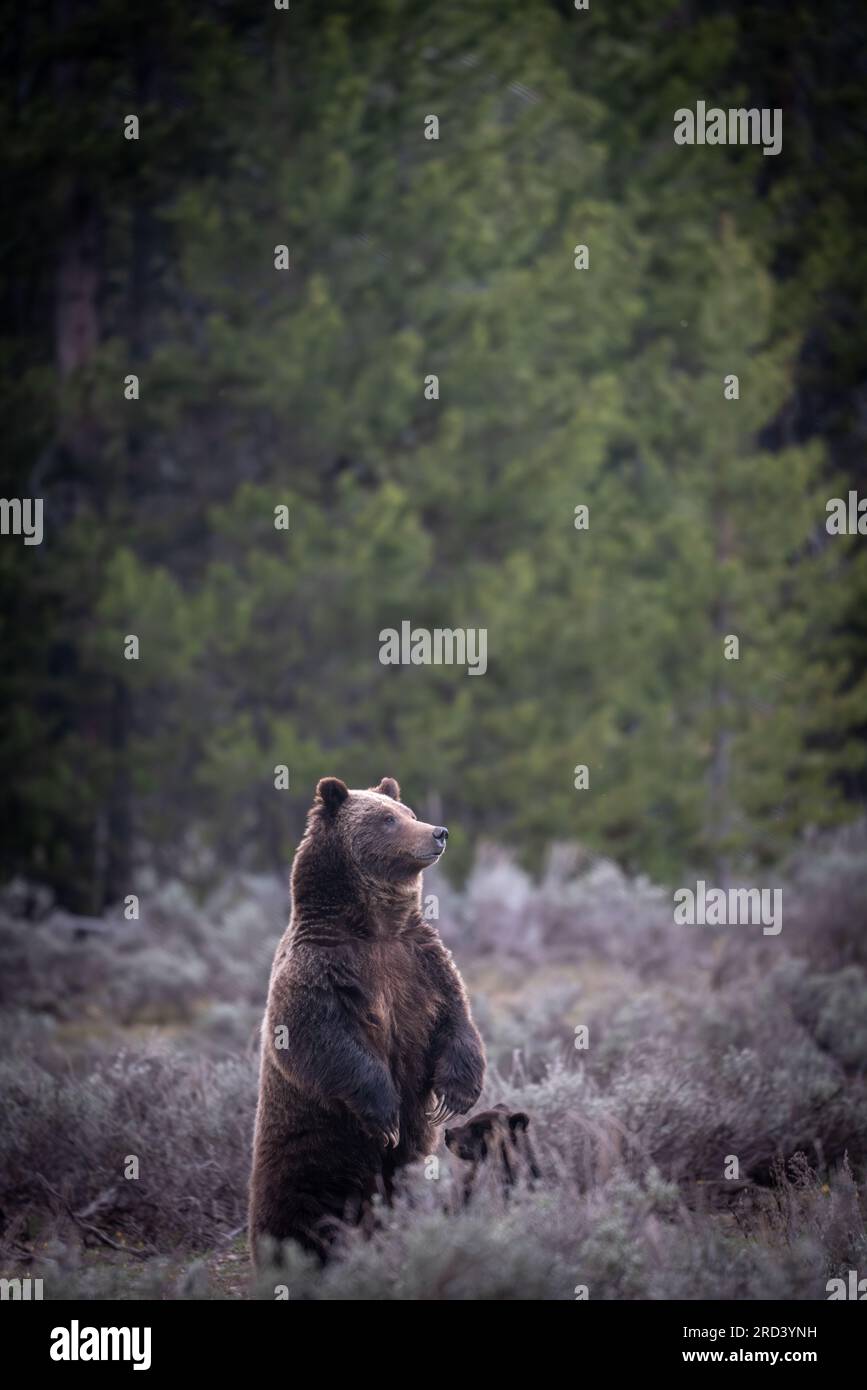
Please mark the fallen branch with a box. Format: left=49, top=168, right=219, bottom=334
left=35, top=1174, right=156, bottom=1260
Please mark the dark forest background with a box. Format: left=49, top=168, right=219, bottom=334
left=2, top=0, right=866, bottom=910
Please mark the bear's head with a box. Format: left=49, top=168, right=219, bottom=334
left=444, top=1104, right=530, bottom=1163
left=309, top=775, right=449, bottom=885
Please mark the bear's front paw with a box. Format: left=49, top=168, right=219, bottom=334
left=426, top=1084, right=480, bottom=1126
left=429, top=1037, right=485, bottom=1124
left=371, top=1112, right=400, bottom=1148
left=357, top=1077, right=401, bottom=1148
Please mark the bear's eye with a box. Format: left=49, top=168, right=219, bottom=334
left=384, top=814, right=396, bottom=826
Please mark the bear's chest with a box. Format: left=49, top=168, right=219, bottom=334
left=360, top=940, right=436, bottom=1069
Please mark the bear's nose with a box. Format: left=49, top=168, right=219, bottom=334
left=432, top=826, right=448, bottom=846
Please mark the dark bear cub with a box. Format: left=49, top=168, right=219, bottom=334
left=249, top=776, right=486, bottom=1265
left=445, top=1104, right=541, bottom=1203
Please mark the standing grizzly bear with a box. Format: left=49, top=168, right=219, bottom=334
left=249, top=775, right=486, bottom=1265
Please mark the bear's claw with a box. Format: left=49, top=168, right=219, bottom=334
left=426, top=1094, right=455, bottom=1126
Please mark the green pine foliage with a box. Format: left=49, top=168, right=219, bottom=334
left=2, top=0, right=865, bottom=906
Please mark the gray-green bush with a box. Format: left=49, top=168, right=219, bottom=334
left=1, top=827, right=865, bottom=1298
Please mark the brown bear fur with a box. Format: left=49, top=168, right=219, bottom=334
left=445, top=1104, right=540, bottom=1204
left=249, top=775, right=486, bottom=1265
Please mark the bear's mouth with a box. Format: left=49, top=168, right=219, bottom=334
left=416, top=848, right=444, bottom=862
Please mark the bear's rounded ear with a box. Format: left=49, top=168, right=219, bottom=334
left=508, top=1112, right=530, bottom=1133
left=316, top=777, right=349, bottom=816
left=375, top=776, right=401, bottom=801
